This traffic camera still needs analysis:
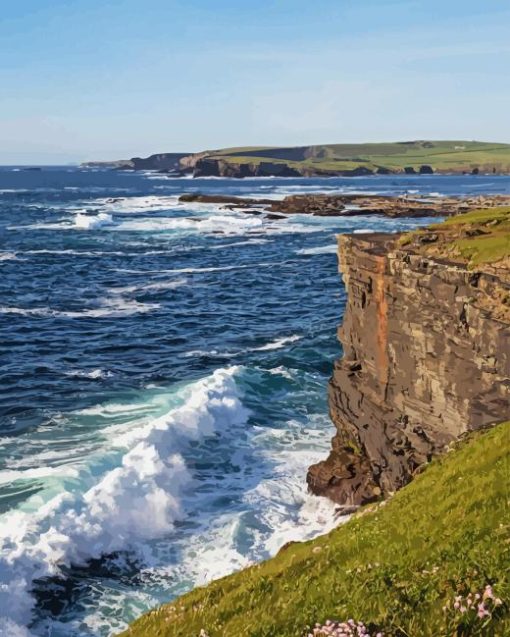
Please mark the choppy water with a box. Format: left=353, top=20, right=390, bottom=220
left=1, top=169, right=509, bottom=637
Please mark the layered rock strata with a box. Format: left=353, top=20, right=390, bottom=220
left=307, top=233, right=510, bottom=506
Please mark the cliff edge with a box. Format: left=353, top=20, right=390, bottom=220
left=307, top=207, right=510, bottom=505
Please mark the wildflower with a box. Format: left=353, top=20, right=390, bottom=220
left=477, top=603, right=490, bottom=619
left=483, top=585, right=494, bottom=600
left=308, top=618, right=382, bottom=636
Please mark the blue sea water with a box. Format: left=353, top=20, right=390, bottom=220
left=1, top=169, right=509, bottom=636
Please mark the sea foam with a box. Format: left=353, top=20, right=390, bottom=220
left=0, top=367, right=248, bottom=635
left=74, top=212, right=114, bottom=229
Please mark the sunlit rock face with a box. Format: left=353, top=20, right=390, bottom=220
left=307, top=233, right=510, bottom=506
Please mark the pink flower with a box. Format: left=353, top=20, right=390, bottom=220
left=477, top=603, right=490, bottom=619
left=483, top=585, right=494, bottom=600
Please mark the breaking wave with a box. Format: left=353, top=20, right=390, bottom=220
left=74, top=212, right=114, bottom=229
left=0, top=368, right=248, bottom=636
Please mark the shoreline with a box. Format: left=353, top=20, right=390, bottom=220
left=119, top=203, right=510, bottom=635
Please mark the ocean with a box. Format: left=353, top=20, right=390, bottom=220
left=1, top=169, right=509, bottom=637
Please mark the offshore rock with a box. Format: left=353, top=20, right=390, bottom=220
left=307, top=233, right=510, bottom=505
left=179, top=192, right=510, bottom=219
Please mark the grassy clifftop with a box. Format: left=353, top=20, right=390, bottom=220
left=205, top=140, right=510, bottom=174
left=401, top=206, right=510, bottom=273
left=84, top=140, right=510, bottom=175
left=120, top=421, right=510, bottom=637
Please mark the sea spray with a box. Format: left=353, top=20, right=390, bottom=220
left=0, top=368, right=247, bottom=634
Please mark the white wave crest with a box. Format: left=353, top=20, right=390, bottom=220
left=0, top=367, right=247, bottom=634
left=109, top=278, right=187, bottom=295
left=183, top=334, right=302, bottom=358
left=64, top=368, right=113, bottom=379
left=0, top=251, right=18, bottom=261
left=74, top=212, right=114, bottom=229
left=95, top=195, right=180, bottom=213
left=0, top=296, right=159, bottom=318
left=296, top=244, right=338, bottom=256
left=252, top=335, right=302, bottom=351
left=117, top=212, right=264, bottom=236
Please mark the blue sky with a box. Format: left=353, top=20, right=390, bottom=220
left=1, top=0, right=509, bottom=163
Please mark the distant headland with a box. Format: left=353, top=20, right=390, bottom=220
left=81, top=140, right=510, bottom=178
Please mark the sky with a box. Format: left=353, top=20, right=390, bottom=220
left=1, top=0, right=509, bottom=163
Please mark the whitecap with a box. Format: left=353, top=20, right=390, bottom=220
left=113, top=263, right=274, bottom=275
left=74, top=212, right=114, bottom=229
left=0, top=251, right=18, bottom=261
left=0, top=367, right=247, bottom=633
left=251, top=335, right=302, bottom=351
left=0, top=296, right=159, bottom=318
left=182, top=334, right=302, bottom=358
left=109, top=278, right=187, bottom=295
left=211, top=238, right=270, bottom=249
left=296, top=245, right=337, bottom=256
left=94, top=195, right=180, bottom=213
left=64, top=368, right=113, bottom=380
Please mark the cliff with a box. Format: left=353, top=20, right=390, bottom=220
left=307, top=207, right=510, bottom=506
left=82, top=140, right=510, bottom=177
left=81, top=152, right=189, bottom=172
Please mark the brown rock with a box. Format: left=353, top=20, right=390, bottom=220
left=307, top=233, right=510, bottom=505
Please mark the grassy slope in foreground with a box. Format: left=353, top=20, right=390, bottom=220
left=121, top=421, right=510, bottom=637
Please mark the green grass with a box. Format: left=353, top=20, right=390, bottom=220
left=206, top=141, right=510, bottom=174
left=439, top=207, right=510, bottom=267
left=120, top=422, right=510, bottom=637
left=442, top=206, right=510, bottom=226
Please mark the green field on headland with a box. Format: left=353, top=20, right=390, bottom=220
left=84, top=140, right=510, bottom=176
left=202, top=140, right=510, bottom=174
left=120, top=421, right=510, bottom=637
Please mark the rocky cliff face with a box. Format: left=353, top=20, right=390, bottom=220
left=129, top=153, right=188, bottom=171
left=307, top=233, right=510, bottom=506
left=81, top=153, right=189, bottom=172
left=191, top=158, right=302, bottom=178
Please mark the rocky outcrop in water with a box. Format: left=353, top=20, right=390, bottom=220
left=307, top=231, right=510, bottom=506
left=178, top=192, right=510, bottom=219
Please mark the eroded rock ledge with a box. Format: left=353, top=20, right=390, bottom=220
left=179, top=193, right=510, bottom=219
left=307, top=231, right=510, bottom=505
